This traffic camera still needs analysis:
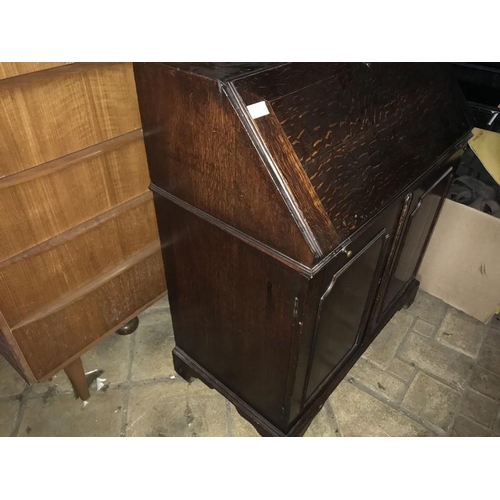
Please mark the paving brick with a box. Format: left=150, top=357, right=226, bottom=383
left=187, top=380, right=229, bottom=437
left=0, top=356, right=28, bottom=397
left=230, top=402, right=340, bottom=437
left=387, top=358, right=416, bottom=383
left=399, top=332, right=474, bottom=389
left=18, top=390, right=123, bottom=437
left=127, top=379, right=228, bottom=437
left=435, top=309, right=488, bottom=358
left=128, top=381, right=187, bottom=437
left=484, top=328, right=500, bottom=351
left=362, top=311, right=413, bottom=369
left=459, top=389, right=499, bottom=428
left=0, top=399, right=20, bottom=437
left=469, top=367, right=500, bottom=402
left=82, top=332, right=132, bottom=385
left=229, top=405, right=261, bottom=437
left=452, top=415, right=494, bottom=437
left=31, top=371, right=73, bottom=395
left=36, top=334, right=132, bottom=395
left=495, top=413, right=500, bottom=436
left=488, top=315, right=500, bottom=333
left=413, top=319, right=435, bottom=338
left=348, top=357, right=407, bottom=403
left=478, top=345, right=500, bottom=376
left=402, top=372, right=460, bottom=431
left=407, top=291, right=448, bottom=326
left=5, top=296, right=500, bottom=438
left=131, top=307, right=175, bottom=381
left=329, top=380, right=432, bottom=436
left=304, top=405, right=339, bottom=437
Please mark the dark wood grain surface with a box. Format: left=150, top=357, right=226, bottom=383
left=162, top=62, right=281, bottom=82
left=235, top=63, right=470, bottom=239
left=155, top=195, right=306, bottom=428
left=134, top=63, right=315, bottom=265
left=245, top=102, right=340, bottom=254
left=135, top=62, right=470, bottom=435
left=235, top=62, right=346, bottom=102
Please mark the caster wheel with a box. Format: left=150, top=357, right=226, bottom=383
left=115, top=316, right=139, bottom=336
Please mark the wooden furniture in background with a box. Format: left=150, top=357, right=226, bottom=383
left=0, top=62, right=166, bottom=398
left=134, top=62, right=471, bottom=436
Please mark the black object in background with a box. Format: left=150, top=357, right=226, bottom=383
left=452, top=63, right=500, bottom=132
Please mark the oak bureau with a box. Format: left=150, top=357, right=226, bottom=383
left=134, top=63, right=471, bottom=436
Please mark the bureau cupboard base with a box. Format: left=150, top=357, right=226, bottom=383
left=172, top=279, right=418, bottom=438
left=135, top=62, right=469, bottom=439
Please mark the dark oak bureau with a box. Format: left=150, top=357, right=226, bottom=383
left=134, top=63, right=471, bottom=436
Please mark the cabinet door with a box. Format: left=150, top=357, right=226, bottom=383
left=305, top=228, right=389, bottom=401
left=380, top=167, right=453, bottom=314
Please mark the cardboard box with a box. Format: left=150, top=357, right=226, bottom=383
left=417, top=198, right=500, bottom=324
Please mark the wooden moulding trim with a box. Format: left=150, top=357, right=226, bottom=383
left=257, top=107, right=339, bottom=250
left=371, top=193, right=413, bottom=322
left=151, top=184, right=375, bottom=279
left=151, top=184, right=313, bottom=277
left=0, top=128, right=144, bottom=187
left=0, top=311, right=36, bottom=383
left=38, top=290, right=167, bottom=382
left=0, top=190, right=153, bottom=269
left=152, top=184, right=367, bottom=279
left=13, top=241, right=161, bottom=330
left=152, top=133, right=473, bottom=279
left=221, top=81, right=324, bottom=257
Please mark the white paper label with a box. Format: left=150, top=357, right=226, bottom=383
left=247, top=101, right=269, bottom=120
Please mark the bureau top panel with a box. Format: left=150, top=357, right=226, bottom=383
left=233, top=62, right=470, bottom=239
left=158, top=62, right=283, bottom=82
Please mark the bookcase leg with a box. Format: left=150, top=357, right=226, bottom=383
left=64, top=357, right=91, bottom=401
left=115, top=316, right=139, bottom=336
left=173, top=351, right=197, bottom=383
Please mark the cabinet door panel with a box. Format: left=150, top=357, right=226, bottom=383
left=381, top=167, right=453, bottom=313
left=305, top=229, right=388, bottom=401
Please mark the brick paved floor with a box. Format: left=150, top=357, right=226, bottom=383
left=1, top=291, right=499, bottom=437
